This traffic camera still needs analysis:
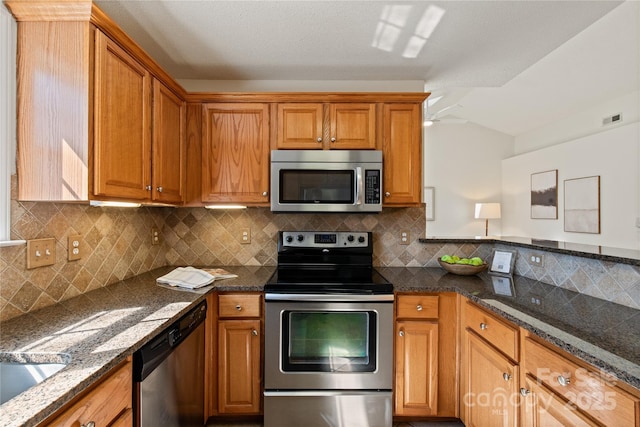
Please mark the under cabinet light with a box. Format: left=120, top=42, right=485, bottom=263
left=204, top=205, right=247, bottom=210
left=90, top=201, right=142, bottom=208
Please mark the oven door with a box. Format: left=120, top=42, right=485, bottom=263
left=264, top=295, right=393, bottom=391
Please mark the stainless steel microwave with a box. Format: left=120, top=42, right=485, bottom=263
left=270, top=150, right=383, bottom=213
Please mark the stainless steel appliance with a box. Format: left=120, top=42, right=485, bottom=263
left=270, top=150, right=383, bottom=213
left=264, top=231, right=394, bottom=427
left=133, top=300, right=207, bottom=427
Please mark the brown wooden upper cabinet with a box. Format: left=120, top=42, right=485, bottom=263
left=151, top=80, right=186, bottom=204
left=94, top=33, right=185, bottom=204
left=275, top=103, right=376, bottom=150
left=93, top=31, right=152, bottom=201
left=11, top=5, right=187, bottom=205
left=202, top=103, right=270, bottom=204
left=381, top=103, right=422, bottom=206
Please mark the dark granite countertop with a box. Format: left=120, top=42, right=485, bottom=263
left=380, top=267, right=640, bottom=389
left=1, top=264, right=638, bottom=426
left=419, top=236, right=640, bottom=266
left=0, top=265, right=274, bottom=427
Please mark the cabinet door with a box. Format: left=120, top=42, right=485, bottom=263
left=152, top=79, right=185, bottom=204
left=464, top=332, right=519, bottom=427
left=276, top=103, right=324, bottom=149
left=218, top=319, right=262, bottom=414
left=42, top=360, right=132, bottom=426
left=202, top=103, right=270, bottom=203
left=395, top=320, right=438, bottom=416
left=521, top=375, right=598, bottom=427
left=329, top=103, right=376, bottom=149
left=381, top=103, right=422, bottom=206
left=93, top=30, right=151, bottom=200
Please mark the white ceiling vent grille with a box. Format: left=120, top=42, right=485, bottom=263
left=602, top=113, right=623, bottom=126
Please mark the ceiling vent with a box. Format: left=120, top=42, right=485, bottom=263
left=602, top=113, right=623, bottom=126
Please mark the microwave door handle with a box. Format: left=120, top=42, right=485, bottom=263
left=356, top=167, right=364, bottom=205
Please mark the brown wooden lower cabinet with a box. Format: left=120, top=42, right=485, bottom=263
left=521, top=374, right=598, bottom=427
left=464, top=331, right=519, bottom=427
left=206, top=292, right=263, bottom=419
left=520, top=331, right=640, bottom=427
left=460, top=299, right=520, bottom=427
left=394, top=293, right=458, bottom=418
left=218, top=318, right=262, bottom=414
left=42, top=358, right=132, bottom=427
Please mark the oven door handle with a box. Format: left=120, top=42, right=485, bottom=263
left=265, top=293, right=394, bottom=302
left=355, top=167, right=364, bottom=206
left=264, top=390, right=392, bottom=397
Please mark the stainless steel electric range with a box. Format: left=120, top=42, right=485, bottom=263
left=264, top=231, right=394, bottom=427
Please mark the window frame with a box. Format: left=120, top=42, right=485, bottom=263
left=0, top=6, right=24, bottom=246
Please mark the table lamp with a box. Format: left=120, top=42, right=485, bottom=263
left=475, top=203, right=501, bottom=236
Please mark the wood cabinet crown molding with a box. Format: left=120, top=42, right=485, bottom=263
left=185, top=92, right=430, bottom=104
left=4, top=0, right=92, bottom=21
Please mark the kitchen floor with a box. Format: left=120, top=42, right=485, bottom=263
left=206, top=422, right=465, bottom=427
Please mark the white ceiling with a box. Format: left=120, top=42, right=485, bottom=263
left=94, top=0, right=637, bottom=136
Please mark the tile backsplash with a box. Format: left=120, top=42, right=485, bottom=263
left=0, top=176, right=427, bottom=320
left=2, top=175, right=639, bottom=321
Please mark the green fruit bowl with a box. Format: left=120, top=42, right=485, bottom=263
left=438, top=257, right=488, bottom=276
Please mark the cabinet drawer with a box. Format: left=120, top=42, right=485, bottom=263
left=464, top=301, right=518, bottom=360
left=43, top=359, right=132, bottom=426
left=524, top=337, right=638, bottom=427
left=219, top=293, right=262, bottom=318
left=396, top=295, right=438, bottom=319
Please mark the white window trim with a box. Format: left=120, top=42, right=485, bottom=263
left=0, top=6, right=24, bottom=247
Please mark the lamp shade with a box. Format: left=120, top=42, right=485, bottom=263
left=474, top=203, right=501, bottom=219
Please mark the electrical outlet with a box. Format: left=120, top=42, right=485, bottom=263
left=530, top=295, right=543, bottom=306
left=240, top=228, right=251, bottom=244
left=530, top=253, right=544, bottom=266
left=400, top=230, right=410, bottom=245
left=151, top=227, right=161, bottom=245
left=26, top=238, right=56, bottom=269
left=68, top=234, right=82, bottom=261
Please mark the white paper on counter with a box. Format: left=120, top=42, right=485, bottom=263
left=156, top=267, right=215, bottom=289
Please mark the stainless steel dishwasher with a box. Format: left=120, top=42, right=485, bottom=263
left=133, top=299, right=207, bottom=427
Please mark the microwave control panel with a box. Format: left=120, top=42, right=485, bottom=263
left=364, top=170, right=381, bottom=204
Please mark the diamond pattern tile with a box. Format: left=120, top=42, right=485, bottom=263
left=2, top=173, right=639, bottom=321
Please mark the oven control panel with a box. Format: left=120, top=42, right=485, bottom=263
left=281, top=231, right=369, bottom=248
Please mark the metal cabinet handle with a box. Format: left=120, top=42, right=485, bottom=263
left=480, top=322, right=488, bottom=330
left=399, top=330, right=404, bottom=337
left=146, top=185, right=152, bottom=191
left=235, top=304, right=242, bottom=311
left=252, top=329, right=258, bottom=336
left=520, top=388, right=530, bottom=396
left=503, top=373, right=512, bottom=381
left=416, top=305, right=423, bottom=311
left=262, top=191, right=268, bottom=196
left=331, top=137, right=336, bottom=142
left=317, top=137, right=322, bottom=142
left=157, top=186, right=163, bottom=193
left=81, top=422, right=95, bottom=427
left=385, top=192, right=391, bottom=197
left=557, top=375, right=571, bottom=387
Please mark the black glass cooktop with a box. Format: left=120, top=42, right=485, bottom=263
left=264, top=267, right=393, bottom=294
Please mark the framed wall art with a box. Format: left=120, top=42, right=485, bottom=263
left=564, top=175, right=600, bottom=234
left=530, top=169, right=558, bottom=219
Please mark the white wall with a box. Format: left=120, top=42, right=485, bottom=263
left=424, top=122, right=514, bottom=237
left=514, top=90, right=640, bottom=154
left=502, top=121, right=640, bottom=250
